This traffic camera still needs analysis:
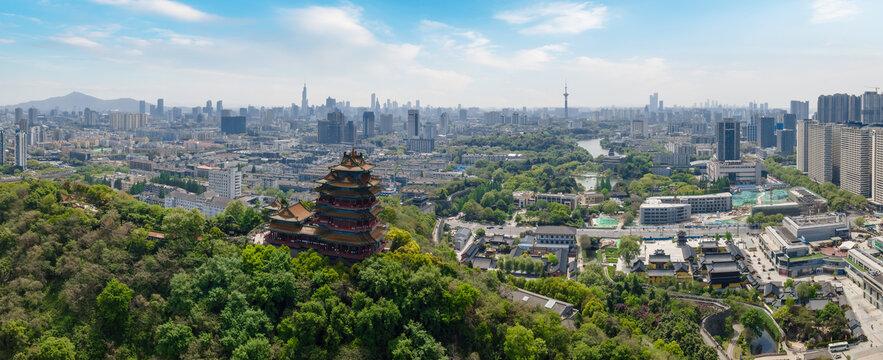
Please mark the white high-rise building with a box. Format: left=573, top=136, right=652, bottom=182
left=14, top=130, right=27, bottom=170
left=649, top=92, right=659, bottom=113
left=840, top=127, right=872, bottom=197
left=209, top=168, right=242, bottom=199
left=872, top=129, right=883, bottom=206
left=796, top=120, right=810, bottom=172
left=807, top=122, right=833, bottom=184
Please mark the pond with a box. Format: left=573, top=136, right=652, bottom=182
left=749, top=329, right=777, bottom=355
left=575, top=174, right=618, bottom=191
left=593, top=216, right=619, bottom=227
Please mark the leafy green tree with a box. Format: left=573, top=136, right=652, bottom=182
left=600, top=200, right=620, bottom=215
left=387, top=227, right=413, bottom=251
left=231, top=337, right=271, bottom=360
left=96, top=278, right=134, bottom=332
left=390, top=321, right=448, bottom=360
left=0, top=319, right=31, bottom=356
left=32, top=336, right=76, bottom=360
left=618, top=236, right=641, bottom=265
left=796, top=282, right=817, bottom=304
left=355, top=298, right=402, bottom=352
left=155, top=321, right=193, bottom=358
left=162, top=208, right=205, bottom=242
left=739, top=308, right=764, bottom=340
left=503, top=325, right=546, bottom=360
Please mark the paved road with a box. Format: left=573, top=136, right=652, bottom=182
left=836, top=277, right=883, bottom=359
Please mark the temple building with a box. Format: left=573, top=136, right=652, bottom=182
left=265, top=150, right=388, bottom=261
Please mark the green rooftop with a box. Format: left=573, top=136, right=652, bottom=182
left=788, top=253, right=826, bottom=262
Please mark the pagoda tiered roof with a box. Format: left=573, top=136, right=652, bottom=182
left=329, top=150, right=375, bottom=172
left=267, top=203, right=314, bottom=223
left=264, top=149, right=386, bottom=262
left=315, top=172, right=382, bottom=188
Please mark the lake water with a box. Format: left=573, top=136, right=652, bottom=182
left=750, top=329, right=777, bottom=355
left=577, top=138, right=608, bottom=157
left=575, top=139, right=616, bottom=191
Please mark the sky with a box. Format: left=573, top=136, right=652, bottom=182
left=0, top=0, right=882, bottom=109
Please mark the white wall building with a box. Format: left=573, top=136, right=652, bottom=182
left=208, top=168, right=242, bottom=199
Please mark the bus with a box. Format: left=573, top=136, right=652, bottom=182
left=828, top=341, right=848, bottom=353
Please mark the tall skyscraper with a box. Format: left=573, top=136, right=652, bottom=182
left=440, top=112, right=449, bottom=134
left=783, top=114, right=797, bottom=131
left=379, top=114, right=393, bottom=134
left=301, top=83, right=309, bottom=116
left=840, top=126, right=872, bottom=197
left=216, top=100, right=223, bottom=114
left=208, top=168, right=242, bottom=199
left=715, top=119, right=740, bottom=161
left=563, top=82, right=569, bottom=119
left=777, top=129, right=795, bottom=156
left=807, top=122, right=842, bottom=184
left=156, top=98, right=164, bottom=116
left=0, top=130, right=5, bottom=165
left=139, top=100, right=146, bottom=114
left=872, top=129, right=883, bottom=206
left=344, top=121, right=356, bottom=143
left=861, top=91, right=882, bottom=124
left=28, top=108, right=37, bottom=126
left=318, top=110, right=344, bottom=144
left=817, top=94, right=860, bottom=123
left=370, top=93, right=376, bottom=109
left=362, top=111, right=375, bottom=139
left=759, top=116, right=776, bottom=148
left=649, top=92, right=659, bottom=113
left=459, top=109, right=467, bottom=122
left=407, top=110, right=420, bottom=139
left=14, top=130, right=27, bottom=171
left=205, top=100, right=213, bottom=117
left=789, top=100, right=809, bottom=120
left=796, top=120, right=811, bottom=172
left=14, top=108, right=23, bottom=122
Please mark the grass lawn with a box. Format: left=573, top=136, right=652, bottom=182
left=606, top=266, right=616, bottom=277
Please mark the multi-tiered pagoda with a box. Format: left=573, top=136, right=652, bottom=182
left=265, top=150, right=387, bottom=261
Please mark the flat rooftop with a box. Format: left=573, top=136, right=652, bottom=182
left=788, top=214, right=843, bottom=226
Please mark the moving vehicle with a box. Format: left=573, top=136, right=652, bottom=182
left=828, top=341, right=848, bottom=353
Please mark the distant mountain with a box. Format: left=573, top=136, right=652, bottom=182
left=4, top=92, right=143, bottom=113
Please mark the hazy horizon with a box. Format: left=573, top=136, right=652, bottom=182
left=1, top=0, right=882, bottom=108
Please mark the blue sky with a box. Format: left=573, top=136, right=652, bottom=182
left=1, top=0, right=881, bottom=109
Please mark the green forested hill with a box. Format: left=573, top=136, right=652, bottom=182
left=0, top=180, right=715, bottom=360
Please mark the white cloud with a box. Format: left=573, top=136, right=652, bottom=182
left=282, top=5, right=380, bottom=47
left=811, top=0, right=858, bottom=24
left=421, top=20, right=566, bottom=70
left=92, top=0, right=216, bottom=22
left=1, top=13, right=42, bottom=24
left=278, top=5, right=468, bottom=90
left=495, top=2, right=607, bottom=35
left=149, top=28, right=213, bottom=46
left=0, top=39, right=14, bottom=44
left=51, top=36, right=102, bottom=49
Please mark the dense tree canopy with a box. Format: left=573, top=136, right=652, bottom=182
left=0, top=179, right=721, bottom=359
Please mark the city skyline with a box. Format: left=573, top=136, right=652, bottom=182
left=1, top=0, right=882, bottom=108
